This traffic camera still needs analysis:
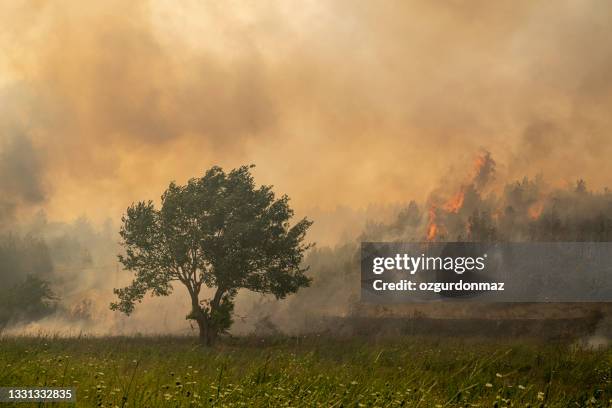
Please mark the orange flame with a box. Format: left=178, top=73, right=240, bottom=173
left=426, top=206, right=438, bottom=241
left=528, top=202, right=544, bottom=220
left=426, top=222, right=438, bottom=241
left=443, top=190, right=465, bottom=213
left=474, top=155, right=487, bottom=173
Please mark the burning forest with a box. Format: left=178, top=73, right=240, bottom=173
left=2, top=151, right=612, bottom=338
left=0, top=1, right=611, bottom=406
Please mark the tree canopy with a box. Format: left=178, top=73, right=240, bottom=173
left=111, top=165, right=313, bottom=344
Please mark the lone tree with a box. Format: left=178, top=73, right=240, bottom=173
left=111, top=165, right=312, bottom=345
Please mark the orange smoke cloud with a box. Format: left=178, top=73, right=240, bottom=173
left=0, top=0, right=612, bottom=239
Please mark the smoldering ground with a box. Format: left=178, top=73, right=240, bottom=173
left=1, top=1, right=612, bottom=338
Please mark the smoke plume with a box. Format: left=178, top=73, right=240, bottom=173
left=2, top=1, right=612, bottom=336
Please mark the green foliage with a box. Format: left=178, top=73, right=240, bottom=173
left=1, top=335, right=609, bottom=407
left=111, top=165, right=312, bottom=342
left=185, top=293, right=235, bottom=334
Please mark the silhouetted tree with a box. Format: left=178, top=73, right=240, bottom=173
left=111, top=165, right=312, bottom=345
left=0, top=275, right=57, bottom=330
left=0, top=234, right=57, bottom=329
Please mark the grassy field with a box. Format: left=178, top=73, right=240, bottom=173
left=0, top=335, right=610, bottom=407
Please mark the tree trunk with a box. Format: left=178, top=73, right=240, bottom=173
left=195, top=316, right=209, bottom=345
left=190, top=295, right=216, bottom=346
left=196, top=318, right=217, bottom=346
left=188, top=287, right=225, bottom=346
left=206, top=327, right=217, bottom=345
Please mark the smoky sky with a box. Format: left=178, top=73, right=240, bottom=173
left=1, top=0, right=612, bottom=226
left=0, top=84, right=46, bottom=224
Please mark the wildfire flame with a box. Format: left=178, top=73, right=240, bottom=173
left=427, top=190, right=466, bottom=241
left=528, top=202, right=544, bottom=220
left=443, top=190, right=465, bottom=213
left=473, top=151, right=495, bottom=186
left=426, top=206, right=438, bottom=241
left=474, top=154, right=487, bottom=173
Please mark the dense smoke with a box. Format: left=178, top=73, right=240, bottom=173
left=4, top=152, right=612, bottom=337
left=0, top=135, right=45, bottom=221
left=1, top=1, right=612, bottom=336
left=242, top=152, right=612, bottom=335
left=370, top=151, right=612, bottom=243
left=2, top=1, right=612, bottom=223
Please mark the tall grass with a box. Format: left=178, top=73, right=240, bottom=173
left=0, top=334, right=610, bottom=407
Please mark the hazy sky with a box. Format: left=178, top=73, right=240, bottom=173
left=2, top=0, right=612, bottom=225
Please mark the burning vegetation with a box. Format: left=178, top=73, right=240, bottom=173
left=380, top=151, right=612, bottom=243
left=239, top=152, right=612, bottom=339
left=1, top=152, right=612, bottom=337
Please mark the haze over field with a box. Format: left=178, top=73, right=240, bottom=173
left=1, top=0, right=612, bottom=336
